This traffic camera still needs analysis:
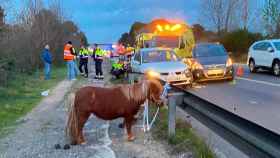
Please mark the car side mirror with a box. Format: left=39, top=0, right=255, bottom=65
left=268, top=47, right=274, bottom=53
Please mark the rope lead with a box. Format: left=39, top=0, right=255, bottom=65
left=143, top=83, right=170, bottom=132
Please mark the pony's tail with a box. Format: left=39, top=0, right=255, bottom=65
left=65, top=93, right=79, bottom=145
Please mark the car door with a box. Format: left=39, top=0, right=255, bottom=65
left=263, top=42, right=275, bottom=67
left=131, top=51, right=141, bottom=73
left=252, top=42, right=264, bottom=66
left=260, top=42, right=274, bottom=67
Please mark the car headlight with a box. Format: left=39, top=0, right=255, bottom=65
left=146, top=70, right=160, bottom=79
left=226, top=58, right=233, bottom=67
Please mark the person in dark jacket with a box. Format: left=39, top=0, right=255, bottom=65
left=94, top=44, right=105, bottom=79
left=41, top=45, right=52, bottom=80
left=78, top=45, right=89, bottom=78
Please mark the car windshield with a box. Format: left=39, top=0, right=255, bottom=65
left=142, top=50, right=178, bottom=63
left=194, top=44, right=227, bottom=57
left=150, top=36, right=179, bottom=48
left=273, top=42, right=280, bottom=50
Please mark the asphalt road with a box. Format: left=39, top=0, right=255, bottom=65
left=187, top=64, right=280, bottom=135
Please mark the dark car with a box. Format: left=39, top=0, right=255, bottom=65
left=188, top=43, right=234, bottom=81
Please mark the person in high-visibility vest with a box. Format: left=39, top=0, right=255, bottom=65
left=111, top=60, right=124, bottom=79
left=78, top=45, right=89, bottom=78
left=64, top=41, right=77, bottom=80
left=94, top=44, right=105, bottom=79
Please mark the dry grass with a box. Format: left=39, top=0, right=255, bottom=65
left=151, top=107, right=216, bottom=158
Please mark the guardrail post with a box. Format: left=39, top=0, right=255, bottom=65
left=168, top=94, right=176, bottom=137
left=168, top=92, right=184, bottom=137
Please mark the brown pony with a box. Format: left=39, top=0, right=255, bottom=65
left=66, top=78, right=163, bottom=145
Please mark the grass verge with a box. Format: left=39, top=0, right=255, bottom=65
left=151, top=107, right=216, bottom=158
left=0, top=66, right=67, bottom=136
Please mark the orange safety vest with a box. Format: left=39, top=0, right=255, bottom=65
left=64, top=44, right=74, bottom=61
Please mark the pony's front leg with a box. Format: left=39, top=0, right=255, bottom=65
left=125, top=117, right=135, bottom=141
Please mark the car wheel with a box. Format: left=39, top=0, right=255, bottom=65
left=249, top=59, right=257, bottom=73
left=272, top=61, right=280, bottom=76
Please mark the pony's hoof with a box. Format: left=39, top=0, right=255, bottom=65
left=127, top=135, right=135, bottom=141
left=54, top=144, right=61, bottom=149
left=118, top=123, right=124, bottom=128
left=63, top=144, right=71, bottom=150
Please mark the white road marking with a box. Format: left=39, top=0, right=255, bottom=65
left=236, top=77, right=280, bottom=87
left=249, top=100, right=258, bottom=105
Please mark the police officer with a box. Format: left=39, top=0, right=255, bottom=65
left=78, top=45, right=89, bottom=78
left=94, top=44, right=104, bottom=79
left=111, top=59, right=124, bottom=79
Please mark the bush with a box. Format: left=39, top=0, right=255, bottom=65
left=220, top=29, right=263, bottom=55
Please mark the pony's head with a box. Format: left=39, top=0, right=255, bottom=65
left=144, top=79, right=164, bottom=106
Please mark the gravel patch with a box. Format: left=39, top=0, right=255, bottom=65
left=0, top=61, right=175, bottom=158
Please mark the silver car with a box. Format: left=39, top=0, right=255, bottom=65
left=129, top=48, right=193, bottom=86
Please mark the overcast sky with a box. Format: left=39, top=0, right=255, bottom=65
left=65, top=0, right=200, bottom=43
left=7, top=0, right=265, bottom=43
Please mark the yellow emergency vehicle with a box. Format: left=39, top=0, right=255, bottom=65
left=135, top=19, right=195, bottom=59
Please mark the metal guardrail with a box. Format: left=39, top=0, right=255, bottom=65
left=130, top=75, right=280, bottom=157
left=169, top=84, right=280, bottom=158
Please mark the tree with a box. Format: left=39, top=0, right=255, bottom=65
left=79, top=31, right=89, bottom=47
left=0, top=6, right=4, bottom=27
left=240, top=0, right=249, bottom=29
left=200, top=0, right=240, bottom=34
left=128, top=22, right=146, bottom=46
left=0, top=0, right=88, bottom=71
left=118, top=32, right=130, bottom=46
left=192, top=24, right=205, bottom=41
left=263, top=0, right=280, bottom=37
left=118, top=22, right=146, bottom=46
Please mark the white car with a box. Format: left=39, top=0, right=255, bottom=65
left=129, top=48, right=193, bottom=86
left=248, top=39, right=280, bottom=76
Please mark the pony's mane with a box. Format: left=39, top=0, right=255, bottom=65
left=130, top=82, right=147, bottom=105
left=130, top=79, right=163, bottom=105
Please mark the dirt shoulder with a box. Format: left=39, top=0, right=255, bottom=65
left=0, top=60, right=175, bottom=158
left=0, top=79, right=75, bottom=158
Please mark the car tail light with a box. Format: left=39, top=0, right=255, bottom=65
left=226, top=58, right=233, bottom=67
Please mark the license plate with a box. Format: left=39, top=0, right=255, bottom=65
left=165, top=74, right=185, bottom=81
left=208, top=69, right=223, bottom=75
